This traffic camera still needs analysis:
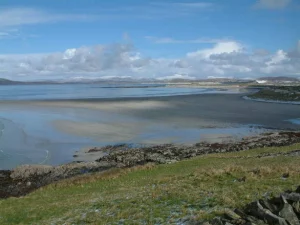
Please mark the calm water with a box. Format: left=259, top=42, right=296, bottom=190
left=287, top=119, right=300, bottom=125
left=0, top=84, right=280, bottom=169
left=0, top=83, right=237, bottom=100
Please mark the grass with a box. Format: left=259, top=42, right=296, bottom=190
left=249, top=87, right=300, bottom=101
left=1, top=144, right=300, bottom=224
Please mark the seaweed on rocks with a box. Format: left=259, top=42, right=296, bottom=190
left=1, top=131, right=300, bottom=199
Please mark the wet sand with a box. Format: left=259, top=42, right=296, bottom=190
left=30, top=93, right=300, bottom=130
left=1, top=93, right=299, bottom=165
left=36, top=93, right=300, bottom=163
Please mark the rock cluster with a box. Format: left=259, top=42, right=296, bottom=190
left=96, top=132, right=300, bottom=167
left=1, top=131, right=300, bottom=199
left=0, top=162, right=113, bottom=199
left=204, top=187, right=300, bottom=225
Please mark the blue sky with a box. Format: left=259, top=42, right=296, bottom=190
left=0, top=0, right=299, bottom=80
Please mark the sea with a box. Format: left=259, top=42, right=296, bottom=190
left=0, top=83, right=234, bottom=100
left=0, top=83, right=296, bottom=170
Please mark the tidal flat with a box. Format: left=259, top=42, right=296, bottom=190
left=0, top=93, right=299, bottom=169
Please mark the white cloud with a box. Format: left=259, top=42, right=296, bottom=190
left=187, top=41, right=243, bottom=59
left=0, top=7, right=98, bottom=28
left=254, top=0, right=292, bottom=9
left=262, top=50, right=291, bottom=73
left=266, top=50, right=289, bottom=65
left=0, top=40, right=299, bottom=80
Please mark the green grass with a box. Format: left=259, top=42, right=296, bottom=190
left=1, top=144, right=300, bottom=225
left=249, top=87, right=300, bottom=101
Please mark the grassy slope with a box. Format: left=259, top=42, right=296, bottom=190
left=1, top=144, right=300, bottom=225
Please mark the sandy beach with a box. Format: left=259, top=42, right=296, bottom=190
left=0, top=93, right=299, bottom=167
left=31, top=93, right=300, bottom=130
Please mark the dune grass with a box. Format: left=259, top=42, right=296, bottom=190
left=1, top=144, right=300, bottom=224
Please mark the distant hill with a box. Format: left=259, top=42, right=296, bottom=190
left=0, top=76, right=298, bottom=86
left=258, top=76, right=299, bottom=82
left=0, top=77, right=150, bottom=85
left=0, top=78, right=22, bottom=85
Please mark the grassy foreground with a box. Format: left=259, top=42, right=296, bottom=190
left=1, top=144, right=300, bottom=225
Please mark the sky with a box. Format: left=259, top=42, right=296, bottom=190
left=0, top=0, right=299, bottom=81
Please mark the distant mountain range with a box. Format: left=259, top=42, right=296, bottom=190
left=0, top=77, right=247, bottom=85
left=0, top=76, right=298, bottom=85
left=0, top=78, right=22, bottom=85
left=0, top=78, right=142, bottom=85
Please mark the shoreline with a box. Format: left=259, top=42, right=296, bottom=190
left=1, top=92, right=300, bottom=169
left=243, top=96, right=300, bottom=105
left=245, top=86, right=300, bottom=104
left=1, top=131, right=300, bottom=199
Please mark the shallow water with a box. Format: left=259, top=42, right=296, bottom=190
left=0, top=84, right=297, bottom=169
left=287, top=119, right=300, bottom=125
left=0, top=104, right=271, bottom=169
left=0, top=84, right=239, bottom=100
left=0, top=108, right=102, bottom=169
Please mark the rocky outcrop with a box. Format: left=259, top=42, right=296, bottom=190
left=1, top=131, right=300, bottom=199
left=0, top=162, right=114, bottom=199
left=96, top=132, right=300, bottom=167
left=201, top=187, right=300, bottom=225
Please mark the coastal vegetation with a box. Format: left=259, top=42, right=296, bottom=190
left=248, top=86, right=300, bottom=102
left=1, top=143, right=300, bottom=224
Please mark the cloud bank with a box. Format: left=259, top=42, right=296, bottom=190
left=0, top=40, right=299, bottom=80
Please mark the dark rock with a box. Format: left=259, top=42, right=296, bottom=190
left=211, top=217, right=224, bottom=225
left=245, top=216, right=266, bottom=224
left=208, top=187, right=300, bottom=225
left=279, top=196, right=300, bottom=225
left=292, top=201, right=300, bottom=215
left=267, top=196, right=283, bottom=213
left=2, top=131, right=300, bottom=199
left=0, top=162, right=114, bottom=199
left=97, top=132, right=300, bottom=170
left=259, top=199, right=279, bottom=214
left=282, top=192, right=300, bottom=202
left=244, top=201, right=267, bottom=219
left=244, top=201, right=288, bottom=225
left=237, top=177, right=246, bottom=182
left=256, top=201, right=288, bottom=225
